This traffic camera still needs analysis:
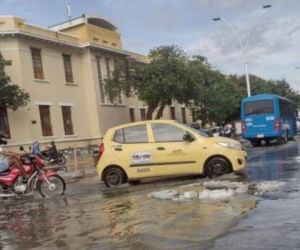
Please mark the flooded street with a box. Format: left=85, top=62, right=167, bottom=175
left=211, top=141, right=300, bottom=250
left=1, top=141, right=300, bottom=250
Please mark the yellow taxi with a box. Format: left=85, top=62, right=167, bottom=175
left=96, top=120, right=247, bottom=187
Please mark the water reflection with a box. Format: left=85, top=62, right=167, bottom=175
left=0, top=181, right=256, bottom=250
left=3, top=142, right=300, bottom=249
left=247, top=143, right=300, bottom=181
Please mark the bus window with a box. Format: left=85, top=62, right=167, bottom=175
left=279, top=100, right=292, bottom=118
left=245, top=100, right=274, bottom=115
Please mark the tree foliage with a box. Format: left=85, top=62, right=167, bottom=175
left=105, top=45, right=300, bottom=125
left=106, top=45, right=191, bottom=119
left=0, top=53, right=30, bottom=110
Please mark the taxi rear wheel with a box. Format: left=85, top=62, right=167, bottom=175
left=103, top=167, right=126, bottom=187
left=206, top=157, right=231, bottom=178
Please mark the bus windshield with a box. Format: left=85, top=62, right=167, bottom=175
left=245, top=100, right=274, bottom=116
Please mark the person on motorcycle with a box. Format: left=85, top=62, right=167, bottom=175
left=49, top=141, right=58, bottom=162
left=31, top=141, right=41, bottom=156
left=0, top=131, right=27, bottom=180
left=0, top=147, right=27, bottom=180
left=223, top=122, right=233, bottom=138
left=0, top=153, right=9, bottom=173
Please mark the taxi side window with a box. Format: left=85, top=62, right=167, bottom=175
left=113, top=129, right=124, bottom=143
left=113, top=125, right=148, bottom=144
left=152, top=124, right=185, bottom=142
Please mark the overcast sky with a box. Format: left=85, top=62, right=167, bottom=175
left=2, top=0, right=300, bottom=92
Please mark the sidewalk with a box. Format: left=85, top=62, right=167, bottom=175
left=47, top=155, right=98, bottom=180
left=59, top=167, right=97, bottom=182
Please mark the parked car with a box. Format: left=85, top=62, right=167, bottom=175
left=96, top=120, right=247, bottom=187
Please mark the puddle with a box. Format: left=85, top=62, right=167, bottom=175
left=149, top=180, right=285, bottom=202
left=249, top=181, right=285, bottom=196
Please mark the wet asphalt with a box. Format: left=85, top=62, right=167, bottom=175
left=1, top=140, right=300, bottom=250
left=211, top=140, right=300, bottom=250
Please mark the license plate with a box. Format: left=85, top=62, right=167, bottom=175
left=257, top=134, right=264, bottom=138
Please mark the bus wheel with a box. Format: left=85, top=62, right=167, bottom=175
left=251, top=140, right=261, bottom=147
left=282, top=130, right=288, bottom=143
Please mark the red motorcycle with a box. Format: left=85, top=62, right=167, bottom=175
left=0, top=146, right=66, bottom=198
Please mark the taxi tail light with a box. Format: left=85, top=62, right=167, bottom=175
left=241, top=121, right=246, bottom=133
left=99, top=143, right=105, bottom=159
left=274, top=119, right=281, bottom=130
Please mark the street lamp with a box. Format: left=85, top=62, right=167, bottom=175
left=213, top=4, right=272, bottom=97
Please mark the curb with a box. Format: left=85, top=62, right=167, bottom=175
left=59, top=167, right=97, bottom=180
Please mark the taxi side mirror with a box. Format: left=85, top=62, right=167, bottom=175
left=183, top=132, right=194, bottom=142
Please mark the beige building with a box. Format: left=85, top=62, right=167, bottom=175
left=0, top=14, right=193, bottom=149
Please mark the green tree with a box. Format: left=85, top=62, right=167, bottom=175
left=185, top=56, right=244, bottom=125
left=0, top=53, right=30, bottom=110
left=229, top=74, right=300, bottom=112
left=105, top=45, right=190, bottom=119
left=105, top=44, right=300, bottom=124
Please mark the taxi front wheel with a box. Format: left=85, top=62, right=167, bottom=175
left=103, top=167, right=126, bottom=187
left=206, top=157, right=231, bottom=178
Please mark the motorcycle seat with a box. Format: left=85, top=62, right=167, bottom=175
left=0, top=170, right=10, bottom=176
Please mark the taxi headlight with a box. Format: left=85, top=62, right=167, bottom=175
left=216, top=141, right=241, bottom=150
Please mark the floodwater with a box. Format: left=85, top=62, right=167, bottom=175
left=1, top=141, right=299, bottom=250
left=211, top=141, right=300, bottom=250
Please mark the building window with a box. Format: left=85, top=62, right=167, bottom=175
left=62, top=54, right=74, bottom=83
left=39, top=105, right=53, bottom=136
left=170, top=106, right=176, bottom=120
left=96, top=56, right=105, bottom=103
left=0, top=107, right=10, bottom=138
left=129, top=108, right=135, bottom=122
left=61, top=106, right=74, bottom=135
left=105, top=58, right=111, bottom=80
left=31, top=48, right=44, bottom=80
left=181, top=107, right=187, bottom=124
left=140, top=108, right=146, bottom=121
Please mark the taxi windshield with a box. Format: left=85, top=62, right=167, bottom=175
left=178, top=122, right=212, bottom=138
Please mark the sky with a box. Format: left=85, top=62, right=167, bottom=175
left=2, top=0, right=300, bottom=92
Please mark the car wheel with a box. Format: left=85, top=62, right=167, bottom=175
left=103, top=167, right=126, bottom=187
left=206, top=157, right=231, bottom=178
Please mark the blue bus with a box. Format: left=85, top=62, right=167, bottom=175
left=241, top=94, right=297, bottom=146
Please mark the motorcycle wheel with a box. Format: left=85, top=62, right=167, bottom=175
left=37, top=175, right=66, bottom=198
left=57, top=155, right=66, bottom=165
